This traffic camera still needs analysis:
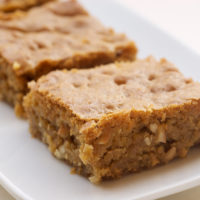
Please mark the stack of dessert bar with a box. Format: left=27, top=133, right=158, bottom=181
left=1, top=0, right=200, bottom=183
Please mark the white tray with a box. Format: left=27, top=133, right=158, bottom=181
left=1, top=0, right=200, bottom=199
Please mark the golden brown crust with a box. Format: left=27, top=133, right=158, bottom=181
left=29, top=56, right=200, bottom=120
left=0, top=30, right=136, bottom=77
left=24, top=57, right=200, bottom=182
left=0, top=0, right=136, bottom=76
left=0, top=0, right=55, bottom=12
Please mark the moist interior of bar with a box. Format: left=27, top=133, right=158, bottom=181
left=0, top=56, right=28, bottom=115
left=25, top=88, right=200, bottom=182
left=25, top=90, right=94, bottom=176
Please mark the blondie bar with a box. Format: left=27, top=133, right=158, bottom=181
left=0, top=0, right=137, bottom=117
left=24, top=57, right=200, bottom=183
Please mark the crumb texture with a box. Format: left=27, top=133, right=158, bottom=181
left=24, top=57, right=200, bottom=182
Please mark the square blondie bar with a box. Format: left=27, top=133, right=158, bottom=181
left=0, top=0, right=137, bottom=117
left=24, top=57, right=200, bottom=183
left=0, top=0, right=55, bottom=12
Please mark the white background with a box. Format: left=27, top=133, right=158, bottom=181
left=118, top=0, right=200, bottom=55
left=1, top=0, right=200, bottom=199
